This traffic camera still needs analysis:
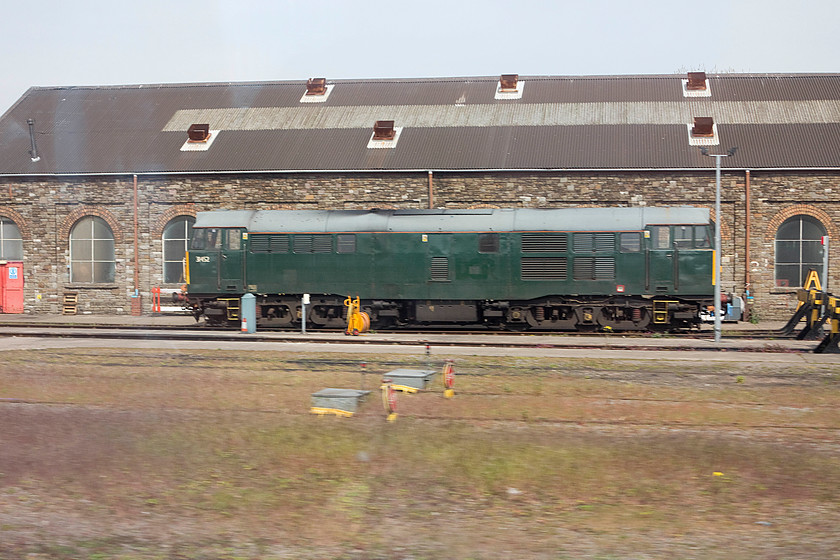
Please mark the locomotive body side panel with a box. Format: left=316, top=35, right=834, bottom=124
left=185, top=208, right=714, bottom=330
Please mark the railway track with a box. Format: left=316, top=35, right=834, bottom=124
left=0, top=320, right=792, bottom=334
left=0, top=321, right=800, bottom=340
left=0, top=327, right=809, bottom=353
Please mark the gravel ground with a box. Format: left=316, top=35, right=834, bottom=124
left=1, top=343, right=839, bottom=559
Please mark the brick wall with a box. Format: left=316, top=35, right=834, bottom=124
left=0, top=170, right=838, bottom=320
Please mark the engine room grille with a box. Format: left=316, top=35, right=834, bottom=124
left=337, top=234, right=356, bottom=253
left=312, top=235, right=332, bottom=253
left=250, top=234, right=289, bottom=253
left=521, top=233, right=567, bottom=253
left=573, top=257, right=616, bottom=280
left=292, top=234, right=332, bottom=254
left=430, top=257, right=449, bottom=281
left=521, top=257, right=567, bottom=280
left=574, top=232, right=615, bottom=252
left=293, top=235, right=313, bottom=253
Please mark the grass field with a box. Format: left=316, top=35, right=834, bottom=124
left=2, top=348, right=840, bottom=559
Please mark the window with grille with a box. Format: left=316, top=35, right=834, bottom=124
left=775, top=215, right=826, bottom=287
left=0, top=217, right=23, bottom=260
left=162, top=216, right=194, bottom=284
left=69, top=216, right=115, bottom=283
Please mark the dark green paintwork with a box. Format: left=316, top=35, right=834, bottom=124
left=188, top=227, right=713, bottom=300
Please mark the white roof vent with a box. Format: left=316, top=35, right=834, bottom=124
left=367, top=120, right=403, bottom=148
left=682, top=71, right=711, bottom=97
left=495, top=74, right=524, bottom=100
left=300, top=77, right=334, bottom=103
left=181, top=123, right=220, bottom=151
left=687, top=116, right=719, bottom=146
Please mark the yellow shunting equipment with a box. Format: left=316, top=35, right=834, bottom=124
left=344, top=296, right=370, bottom=335
left=310, top=407, right=354, bottom=417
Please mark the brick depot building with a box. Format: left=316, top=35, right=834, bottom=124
left=0, top=72, right=838, bottom=320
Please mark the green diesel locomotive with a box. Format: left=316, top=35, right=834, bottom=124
left=184, top=207, right=714, bottom=331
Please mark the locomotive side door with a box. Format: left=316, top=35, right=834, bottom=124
left=219, top=228, right=245, bottom=293
left=645, top=225, right=675, bottom=294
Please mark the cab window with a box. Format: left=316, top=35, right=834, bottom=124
left=694, top=225, right=712, bottom=248
left=649, top=226, right=670, bottom=249
left=190, top=228, right=221, bottom=250
left=619, top=232, right=641, bottom=252
left=674, top=226, right=693, bottom=248
left=225, top=229, right=242, bottom=250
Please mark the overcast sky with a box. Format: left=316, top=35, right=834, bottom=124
left=2, top=0, right=837, bottom=114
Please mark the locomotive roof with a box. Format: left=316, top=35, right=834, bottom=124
left=193, top=207, right=710, bottom=233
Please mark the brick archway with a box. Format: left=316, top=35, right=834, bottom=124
left=706, top=206, right=731, bottom=241
left=60, top=206, right=123, bottom=243
left=764, top=205, right=836, bottom=242
left=0, top=207, right=30, bottom=239
left=153, top=204, right=197, bottom=238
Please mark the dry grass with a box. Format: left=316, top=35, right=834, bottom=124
left=1, top=349, right=840, bottom=559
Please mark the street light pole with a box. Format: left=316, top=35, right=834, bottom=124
left=700, top=147, right=737, bottom=344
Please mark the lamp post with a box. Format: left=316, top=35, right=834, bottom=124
left=700, top=146, right=737, bottom=343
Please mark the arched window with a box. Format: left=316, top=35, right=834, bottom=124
left=162, top=216, right=194, bottom=284
left=0, top=217, right=23, bottom=260
left=70, top=216, right=115, bottom=283
left=775, top=215, right=826, bottom=287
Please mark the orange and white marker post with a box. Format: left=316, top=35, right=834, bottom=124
left=443, top=360, right=455, bottom=398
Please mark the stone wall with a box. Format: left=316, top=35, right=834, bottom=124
left=0, top=169, right=838, bottom=321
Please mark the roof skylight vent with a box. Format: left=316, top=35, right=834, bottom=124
left=495, top=73, right=525, bottom=100
left=499, top=74, right=519, bottom=92
left=687, top=116, right=719, bottom=146
left=300, top=77, right=334, bottom=103
left=686, top=72, right=707, bottom=90
left=181, top=123, right=219, bottom=152
left=372, top=120, right=396, bottom=141
left=305, top=78, right=327, bottom=95
left=187, top=123, right=211, bottom=142
left=368, top=120, right=403, bottom=148
left=682, top=71, right=711, bottom=97
left=691, top=117, right=714, bottom=137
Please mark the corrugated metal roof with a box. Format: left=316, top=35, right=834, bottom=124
left=2, top=73, right=840, bottom=175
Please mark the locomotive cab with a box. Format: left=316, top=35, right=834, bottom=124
left=188, top=227, right=245, bottom=294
